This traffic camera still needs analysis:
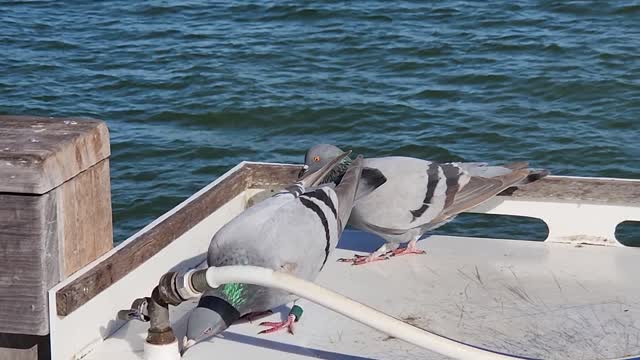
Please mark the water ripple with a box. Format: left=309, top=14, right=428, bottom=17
left=0, top=0, right=638, bottom=242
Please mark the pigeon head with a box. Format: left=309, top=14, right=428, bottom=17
left=182, top=295, right=240, bottom=354
left=299, top=144, right=351, bottom=182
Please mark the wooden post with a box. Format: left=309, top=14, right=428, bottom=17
left=0, top=115, right=113, bottom=360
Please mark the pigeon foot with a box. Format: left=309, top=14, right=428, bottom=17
left=391, top=247, right=426, bottom=256
left=259, top=314, right=296, bottom=335
left=391, top=240, right=426, bottom=257
left=337, top=253, right=390, bottom=266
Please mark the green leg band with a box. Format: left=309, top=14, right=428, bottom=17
left=290, top=305, right=304, bottom=322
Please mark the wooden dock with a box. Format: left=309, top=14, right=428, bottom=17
left=0, top=116, right=113, bottom=360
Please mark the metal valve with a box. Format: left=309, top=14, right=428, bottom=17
left=117, top=297, right=150, bottom=322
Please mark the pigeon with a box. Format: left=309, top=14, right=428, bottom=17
left=182, top=151, right=387, bottom=352
left=299, top=144, right=547, bottom=265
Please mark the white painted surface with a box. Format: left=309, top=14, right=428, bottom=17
left=47, top=169, right=640, bottom=360
left=470, top=197, right=640, bottom=246
left=192, top=265, right=519, bottom=360
left=82, top=231, right=640, bottom=360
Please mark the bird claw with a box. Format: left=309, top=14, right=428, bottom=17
left=337, top=254, right=366, bottom=262
left=258, top=314, right=296, bottom=335
left=337, top=253, right=390, bottom=266
left=390, top=247, right=426, bottom=257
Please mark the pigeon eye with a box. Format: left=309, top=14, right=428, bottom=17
left=203, top=327, right=213, bottom=335
left=313, top=156, right=320, bottom=162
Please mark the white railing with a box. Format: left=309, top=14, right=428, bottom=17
left=467, top=176, right=640, bottom=246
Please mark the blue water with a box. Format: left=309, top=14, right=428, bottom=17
left=1, top=1, right=639, bottom=243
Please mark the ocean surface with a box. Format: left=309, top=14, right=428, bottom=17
left=1, top=1, right=639, bottom=244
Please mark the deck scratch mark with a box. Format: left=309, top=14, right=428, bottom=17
left=474, top=265, right=484, bottom=286
left=504, top=284, right=533, bottom=304
left=551, top=271, right=563, bottom=293
left=613, top=317, right=626, bottom=329
left=456, top=303, right=465, bottom=328
left=457, top=267, right=483, bottom=286
left=464, top=282, right=470, bottom=300
left=457, top=268, right=474, bottom=282
left=500, top=301, right=617, bottom=322
left=424, top=265, right=439, bottom=277
left=625, top=331, right=630, bottom=353
left=575, top=279, right=589, bottom=292
left=536, top=294, right=551, bottom=311
left=589, top=306, right=608, bottom=336
left=508, top=267, right=519, bottom=281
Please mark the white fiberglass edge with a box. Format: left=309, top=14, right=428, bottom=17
left=469, top=197, right=640, bottom=246
left=192, top=264, right=640, bottom=360
left=543, top=175, right=640, bottom=182
left=200, top=266, right=522, bottom=360
left=85, top=233, right=640, bottom=360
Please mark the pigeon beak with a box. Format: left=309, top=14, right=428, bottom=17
left=298, top=164, right=309, bottom=179
left=182, top=337, right=197, bottom=355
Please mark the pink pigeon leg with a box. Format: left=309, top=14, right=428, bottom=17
left=391, top=237, right=426, bottom=256
left=337, top=243, right=391, bottom=266
left=259, top=314, right=296, bottom=334
left=258, top=305, right=303, bottom=335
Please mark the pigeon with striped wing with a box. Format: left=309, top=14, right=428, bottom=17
left=299, top=144, right=547, bottom=265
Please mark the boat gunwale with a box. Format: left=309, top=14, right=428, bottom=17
left=53, top=161, right=640, bottom=317
left=54, top=162, right=300, bottom=316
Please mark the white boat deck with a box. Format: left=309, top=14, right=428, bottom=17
left=84, top=230, right=640, bottom=360
left=46, top=164, right=640, bottom=360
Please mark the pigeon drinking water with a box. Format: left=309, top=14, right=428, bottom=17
left=182, top=151, right=386, bottom=352
left=299, top=144, right=547, bottom=265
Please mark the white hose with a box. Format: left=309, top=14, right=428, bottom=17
left=203, top=265, right=530, bottom=360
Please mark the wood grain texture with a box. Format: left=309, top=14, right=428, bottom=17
left=56, top=159, right=113, bottom=277
left=0, top=115, right=113, bottom=338
left=0, top=346, right=38, bottom=360
left=55, top=166, right=250, bottom=316
left=0, top=115, right=110, bottom=194
left=0, top=333, right=49, bottom=360
left=0, top=159, right=113, bottom=335
left=244, top=163, right=301, bottom=187
left=0, top=192, right=59, bottom=335
left=507, top=176, right=640, bottom=203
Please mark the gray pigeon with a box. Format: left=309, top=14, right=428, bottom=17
left=182, top=151, right=386, bottom=352
left=299, top=144, right=547, bottom=265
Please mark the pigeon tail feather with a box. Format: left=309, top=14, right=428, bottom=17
left=437, top=168, right=530, bottom=220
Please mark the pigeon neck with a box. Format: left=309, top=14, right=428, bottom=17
left=323, top=156, right=352, bottom=184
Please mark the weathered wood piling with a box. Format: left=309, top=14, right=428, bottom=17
left=0, top=115, right=113, bottom=360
